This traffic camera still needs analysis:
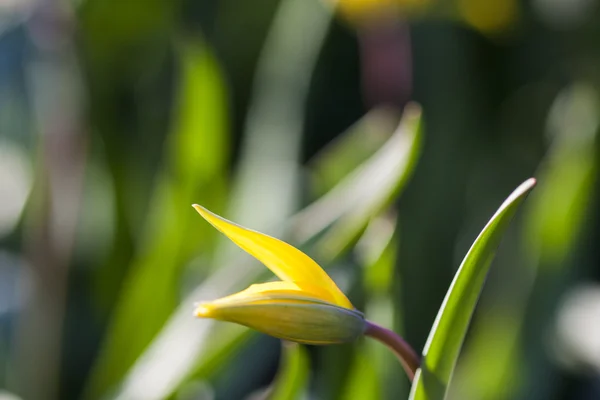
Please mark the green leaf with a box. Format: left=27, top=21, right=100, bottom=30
left=291, top=103, right=422, bottom=260
left=448, top=84, right=600, bottom=400
left=357, top=212, right=399, bottom=295
left=409, top=178, right=536, bottom=400
left=84, top=41, right=228, bottom=399
left=308, top=107, right=400, bottom=197
left=524, top=84, right=599, bottom=265
left=269, top=343, right=310, bottom=400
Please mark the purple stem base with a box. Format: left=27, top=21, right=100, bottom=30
left=364, top=320, right=420, bottom=381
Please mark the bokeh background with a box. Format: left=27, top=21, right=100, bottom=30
left=1, top=0, right=599, bottom=399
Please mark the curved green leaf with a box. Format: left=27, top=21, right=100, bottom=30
left=269, top=343, right=310, bottom=400
left=409, top=178, right=536, bottom=400
left=292, top=103, right=422, bottom=260
left=308, top=107, right=400, bottom=198
left=449, top=83, right=599, bottom=400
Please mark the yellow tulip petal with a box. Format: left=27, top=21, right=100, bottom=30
left=229, top=281, right=327, bottom=301
left=192, top=205, right=353, bottom=309
left=196, top=281, right=335, bottom=317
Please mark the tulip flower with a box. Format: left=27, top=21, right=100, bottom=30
left=192, top=204, right=419, bottom=379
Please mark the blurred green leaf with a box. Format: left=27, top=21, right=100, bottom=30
left=524, top=84, right=599, bottom=265
left=291, top=104, right=422, bottom=259
left=85, top=42, right=228, bottom=399
left=342, top=214, right=400, bottom=400
left=409, top=178, right=536, bottom=400
left=357, top=212, right=399, bottom=295
left=0, top=390, right=22, bottom=400
left=268, top=343, right=310, bottom=400
left=81, top=0, right=175, bottom=65
left=342, top=338, right=384, bottom=400
left=308, top=108, right=400, bottom=197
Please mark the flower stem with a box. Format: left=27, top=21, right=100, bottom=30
left=364, top=320, right=420, bottom=381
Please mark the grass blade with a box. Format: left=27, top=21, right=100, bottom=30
left=409, top=178, right=536, bottom=400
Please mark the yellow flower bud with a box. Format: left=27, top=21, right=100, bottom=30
left=196, top=295, right=366, bottom=344
left=192, top=205, right=364, bottom=344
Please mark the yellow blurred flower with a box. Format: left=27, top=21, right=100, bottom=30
left=192, top=205, right=366, bottom=344
left=458, top=0, right=518, bottom=34
left=331, top=0, right=427, bottom=24
left=331, top=0, right=518, bottom=34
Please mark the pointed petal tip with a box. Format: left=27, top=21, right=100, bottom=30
left=194, top=303, right=213, bottom=318
left=192, top=204, right=213, bottom=221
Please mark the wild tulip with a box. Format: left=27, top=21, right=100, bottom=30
left=193, top=204, right=419, bottom=380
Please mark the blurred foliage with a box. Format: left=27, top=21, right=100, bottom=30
left=1, top=0, right=600, bottom=399
left=86, top=41, right=229, bottom=399
left=341, top=213, right=401, bottom=400
left=269, top=343, right=310, bottom=400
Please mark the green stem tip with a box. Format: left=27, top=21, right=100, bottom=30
left=364, top=320, right=420, bottom=381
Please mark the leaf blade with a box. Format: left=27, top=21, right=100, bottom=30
left=291, top=103, right=422, bottom=259
left=409, top=178, right=536, bottom=400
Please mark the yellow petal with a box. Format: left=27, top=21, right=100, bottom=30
left=196, top=281, right=334, bottom=315
left=193, top=205, right=353, bottom=309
